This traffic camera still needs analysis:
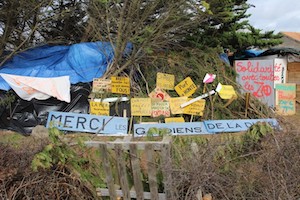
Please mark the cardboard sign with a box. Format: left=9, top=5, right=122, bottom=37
left=156, top=72, right=175, bottom=90
left=111, top=76, right=130, bottom=95
left=92, top=78, right=111, bottom=93
left=216, top=83, right=237, bottom=99
left=183, top=99, right=205, bottom=116
left=169, top=97, right=188, bottom=114
left=151, top=100, right=170, bottom=117
left=235, top=60, right=275, bottom=107
left=46, top=111, right=128, bottom=134
left=204, top=118, right=279, bottom=133
left=165, top=117, right=185, bottom=123
left=148, top=87, right=171, bottom=101
left=275, top=83, right=296, bottom=115
left=134, top=122, right=209, bottom=137
left=175, top=77, right=197, bottom=97
left=89, top=101, right=110, bottom=116
left=131, top=98, right=152, bottom=116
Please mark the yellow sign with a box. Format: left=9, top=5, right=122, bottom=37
left=131, top=98, right=152, bottom=116
left=156, top=72, right=175, bottom=90
left=92, top=78, right=111, bottom=93
left=111, top=76, right=130, bottom=95
left=183, top=99, right=205, bottom=116
left=216, top=83, right=237, bottom=99
left=89, top=101, right=110, bottom=116
left=169, top=97, right=188, bottom=114
left=165, top=117, right=185, bottom=123
left=148, top=87, right=171, bottom=101
left=151, top=100, right=170, bottom=117
left=175, top=77, right=197, bottom=97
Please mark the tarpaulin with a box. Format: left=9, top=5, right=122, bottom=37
left=0, top=74, right=71, bottom=102
left=0, top=41, right=133, bottom=91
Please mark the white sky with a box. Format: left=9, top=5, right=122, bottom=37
left=247, top=0, right=300, bottom=33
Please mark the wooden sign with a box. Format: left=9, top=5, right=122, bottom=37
left=151, top=100, right=170, bottom=117
left=134, top=122, right=209, bottom=137
left=275, top=83, right=296, bottom=115
left=216, top=83, right=237, bottom=99
left=165, top=117, right=185, bottom=123
left=46, top=111, right=128, bottom=134
left=148, top=87, right=171, bottom=101
left=169, top=97, right=188, bottom=114
left=175, top=77, right=197, bottom=97
left=131, top=98, right=152, bottom=116
left=183, top=99, right=205, bottom=116
left=156, top=72, right=175, bottom=90
left=111, top=76, right=130, bottom=95
left=92, top=78, right=111, bottom=93
left=89, top=101, right=110, bottom=116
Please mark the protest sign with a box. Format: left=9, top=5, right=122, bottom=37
left=89, top=101, right=110, bottom=116
left=175, top=77, right=197, bottom=97
left=275, top=83, right=296, bottom=115
left=111, top=76, right=130, bottom=95
left=156, top=72, right=175, bottom=90
left=131, top=98, right=152, bottom=116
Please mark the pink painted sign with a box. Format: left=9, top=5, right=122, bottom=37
left=235, top=60, right=275, bottom=107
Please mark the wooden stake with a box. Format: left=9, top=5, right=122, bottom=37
left=245, top=93, right=250, bottom=117
left=128, top=115, right=133, bottom=135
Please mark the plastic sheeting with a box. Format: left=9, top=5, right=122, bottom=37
left=0, top=41, right=133, bottom=90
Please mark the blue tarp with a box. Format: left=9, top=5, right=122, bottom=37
left=0, top=41, right=133, bottom=90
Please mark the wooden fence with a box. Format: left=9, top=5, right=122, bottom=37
left=85, top=136, right=172, bottom=200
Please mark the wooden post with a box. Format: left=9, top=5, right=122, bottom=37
left=245, top=93, right=250, bottom=117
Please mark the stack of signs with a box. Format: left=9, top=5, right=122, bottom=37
left=275, top=83, right=296, bottom=115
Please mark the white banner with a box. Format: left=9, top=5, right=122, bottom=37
left=0, top=74, right=70, bottom=102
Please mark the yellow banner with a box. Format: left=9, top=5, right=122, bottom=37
left=156, top=72, right=175, bottom=90
left=89, top=101, right=110, bottom=116
left=131, top=98, right=152, bottom=116
left=111, top=76, right=130, bottom=95
left=175, top=77, right=197, bottom=97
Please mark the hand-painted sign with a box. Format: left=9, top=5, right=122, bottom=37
left=216, top=83, right=237, bottom=99
left=156, top=72, right=175, bottom=90
left=148, top=87, right=171, bottom=101
left=130, top=98, right=152, bottom=116
left=169, top=97, right=188, bottom=114
left=275, top=83, right=296, bottom=115
left=165, top=117, right=185, bottom=123
left=183, top=99, right=205, bottom=116
left=175, top=77, right=197, bottom=97
left=273, top=58, right=287, bottom=87
left=235, top=60, right=275, bottom=107
left=46, top=111, right=128, bottom=134
left=89, top=101, right=110, bottom=116
left=111, top=76, right=130, bottom=95
left=204, top=118, right=279, bottom=133
left=134, top=122, right=209, bottom=137
left=92, top=78, right=111, bottom=93
left=151, top=100, right=170, bottom=117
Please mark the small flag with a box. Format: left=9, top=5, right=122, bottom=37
left=203, top=73, right=216, bottom=84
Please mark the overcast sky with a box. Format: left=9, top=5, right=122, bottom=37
left=247, top=0, right=300, bottom=33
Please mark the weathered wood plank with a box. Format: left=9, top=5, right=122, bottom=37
left=96, top=188, right=166, bottom=200
left=129, top=143, right=144, bottom=200
left=99, top=143, right=117, bottom=200
left=145, top=144, right=159, bottom=200
left=85, top=140, right=167, bottom=150
left=160, top=138, right=173, bottom=200
left=115, top=144, right=131, bottom=200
